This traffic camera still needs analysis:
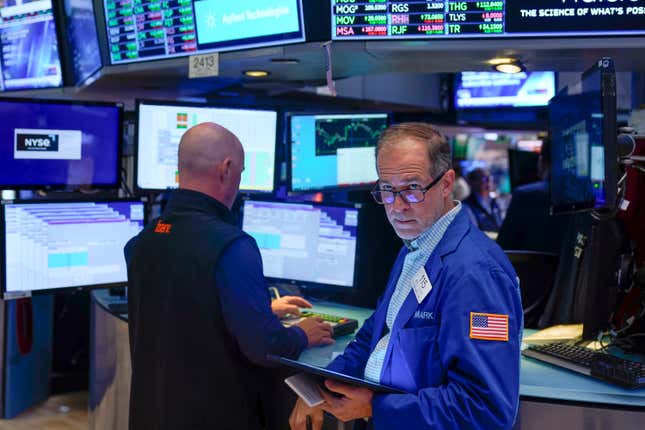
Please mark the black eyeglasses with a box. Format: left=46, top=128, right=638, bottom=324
left=371, top=171, right=446, bottom=205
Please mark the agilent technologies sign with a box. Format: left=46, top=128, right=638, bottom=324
left=14, top=129, right=82, bottom=160
left=331, top=0, right=645, bottom=39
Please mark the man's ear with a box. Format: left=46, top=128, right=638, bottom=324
left=222, top=157, right=232, bottom=178
left=443, top=169, right=456, bottom=197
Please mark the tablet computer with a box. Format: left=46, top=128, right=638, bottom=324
left=267, top=355, right=406, bottom=394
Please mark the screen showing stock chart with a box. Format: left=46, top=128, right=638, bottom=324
left=290, top=113, right=388, bottom=192
left=331, top=0, right=645, bottom=39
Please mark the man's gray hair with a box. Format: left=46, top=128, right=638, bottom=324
left=375, top=122, right=452, bottom=178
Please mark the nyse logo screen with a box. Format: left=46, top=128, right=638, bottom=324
left=16, top=133, right=59, bottom=152
left=14, top=128, right=82, bottom=160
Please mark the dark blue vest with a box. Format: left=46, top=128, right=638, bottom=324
left=126, top=189, right=265, bottom=430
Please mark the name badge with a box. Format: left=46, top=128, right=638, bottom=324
left=412, top=267, right=432, bottom=303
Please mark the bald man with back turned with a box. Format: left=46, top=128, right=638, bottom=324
left=125, top=123, right=333, bottom=430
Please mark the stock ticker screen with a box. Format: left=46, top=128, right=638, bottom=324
left=331, top=0, right=645, bottom=39
left=0, top=0, right=63, bottom=91
left=104, top=0, right=304, bottom=65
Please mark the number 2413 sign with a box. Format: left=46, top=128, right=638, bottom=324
left=189, top=53, right=219, bottom=79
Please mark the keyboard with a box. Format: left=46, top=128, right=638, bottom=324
left=107, top=302, right=128, bottom=314
left=282, top=310, right=359, bottom=338
left=522, top=342, right=645, bottom=389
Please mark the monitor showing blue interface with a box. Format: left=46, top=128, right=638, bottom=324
left=2, top=201, right=145, bottom=294
left=63, top=0, right=102, bottom=85
left=241, top=200, right=359, bottom=288
left=549, top=59, right=617, bottom=214
left=290, top=113, right=388, bottom=192
left=0, top=0, right=63, bottom=91
left=137, top=101, right=276, bottom=192
left=455, top=71, right=556, bottom=108
left=0, top=99, right=122, bottom=188
left=104, top=0, right=304, bottom=64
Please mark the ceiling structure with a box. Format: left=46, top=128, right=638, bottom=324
left=81, top=37, right=645, bottom=96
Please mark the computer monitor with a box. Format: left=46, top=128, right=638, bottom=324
left=102, top=0, right=304, bottom=64
left=241, top=199, right=359, bottom=289
left=136, top=100, right=277, bottom=193
left=289, top=113, right=389, bottom=192
left=0, top=0, right=63, bottom=90
left=455, top=72, right=556, bottom=109
left=0, top=98, right=122, bottom=189
left=62, top=0, right=102, bottom=85
left=549, top=58, right=617, bottom=214
left=1, top=200, right=145, bottom=297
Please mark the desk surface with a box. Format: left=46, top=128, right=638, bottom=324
left=91, top=291, right=645, bottom=407
left=298, top=302, right=645, bottom=408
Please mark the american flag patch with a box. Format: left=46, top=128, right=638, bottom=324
left=469, top=312, right=509, bottom=341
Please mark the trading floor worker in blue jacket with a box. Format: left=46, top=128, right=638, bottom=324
left=290, top=123, right=523, bottom=430
left=126, top=123, right=334, bottom=430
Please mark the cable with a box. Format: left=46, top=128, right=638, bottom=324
left=120, top=165, right=134, bottom=198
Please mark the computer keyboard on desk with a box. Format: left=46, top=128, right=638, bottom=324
left=522, top=342, right=645, bottom=389
left=282, top=310, right=359, bottom=338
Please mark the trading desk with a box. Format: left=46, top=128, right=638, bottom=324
left=90, top=291, right=645, bottom=430
left=296, top=307, right=645, bottom=430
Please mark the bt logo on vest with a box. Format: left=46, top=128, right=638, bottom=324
left=154, top=221, right=172, bottom=234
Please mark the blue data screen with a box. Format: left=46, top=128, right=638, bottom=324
left=3, top=201, right=145, bottom=293
left=0, top=0, right=62, bottom=91
left=455, top=71, right=556, bottom=108
left=242, top=200, right=359, bottom=287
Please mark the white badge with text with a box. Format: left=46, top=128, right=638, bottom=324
left=412, top=267, right=432, bottom=303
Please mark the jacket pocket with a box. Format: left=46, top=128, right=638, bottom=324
left=390, top=325, right=442, bottom=393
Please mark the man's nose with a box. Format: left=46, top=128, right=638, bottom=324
left=391, top=193, right=410, bottom=211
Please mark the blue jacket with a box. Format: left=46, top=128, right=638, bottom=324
left=327, top=209, right=523, bottom=429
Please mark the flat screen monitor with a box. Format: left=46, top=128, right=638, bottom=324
left=104, top=0, right=305, bottom=65
left=0, top=98, right=122, bottom=188
left=63, top=0, right=102, bottom=85
left=455, top=71, right=556, bottom=108
left=136, top=100, right=277, bottom=193
left=1, top=200, right=145, bottom=296
left=332, top=1, right=645, bottom=40
left=241, top=200, right=359, bottom=288
left=549, top=58, right=617, bottom=214
left=0, top=0, right=63, bottom=91
left=289, top=113, right=388, bottom=192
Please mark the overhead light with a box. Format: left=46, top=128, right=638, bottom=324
left=492, top=60, right=525, bottom=74
left=488, top=57, right=515, bottom=66
left=243, top=70, right=270, bottom=78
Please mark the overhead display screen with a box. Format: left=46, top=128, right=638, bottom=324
left=0, top=0, right=63, bottom=91
left=455, top=71, right=556, bottom=108
left=331, top=0, right=645, bottom=39
left=104, top=0, right=304, bottom=65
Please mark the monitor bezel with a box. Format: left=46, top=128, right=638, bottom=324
left=549, top=59, right=617, bottom=215
left=134, top=98, right=279, bottom=195
left=286, top=111, right=390, bottom=193
left=453, top=71, right=557, bottom=110
left=0, top=197, right=146, bottom=298
left=0, top=97, right=123, bottom=190
left=240, top=196, right=363, bottom=294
